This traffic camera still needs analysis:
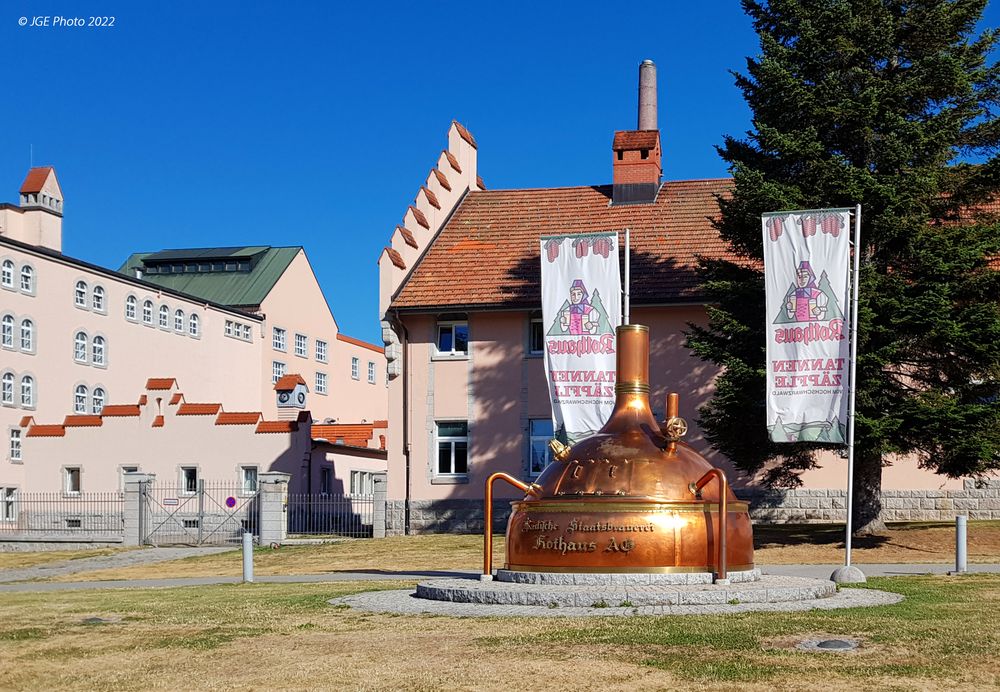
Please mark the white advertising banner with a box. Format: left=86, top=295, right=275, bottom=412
left=540, top=233, right=622, bottom=443
left=762, top=209, right=851, bottom=443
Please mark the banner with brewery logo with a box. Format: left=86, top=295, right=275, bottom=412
left=762, top=209, right=851, bottom=444
left=540, top=233, right=621, bottom=443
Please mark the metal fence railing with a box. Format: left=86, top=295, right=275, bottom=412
left=0, top=491, right=125, bottom=536
left=141, top=481, right=258, bottom=546
left=286, top=493, right=374, bottom=537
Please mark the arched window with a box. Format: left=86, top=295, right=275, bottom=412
left=142, top=300, right=153, bottom=324
left=1, top=260, right=13, bottom=288
left=1, top=372, right=13, bottom=405
left=158, top=305, right=169, bottom=328
left=92, top=387, right=105, bottom=414
left=74, top=384, right=88, bottom=414
left=19, top=319, right=33, bottom=352
left=1, top=315, right=13, bottom=348
left=19, top=265, right=33, bottom=292
left=74, top=281, right=88, bottom=308
left=74, top=332, right=88, bottom=362
left=174, top=309, right=184, bottom=332
left=20, top=375, right=34, bottom=407
left=125, top=295, right=137, bottom=320
left=188, top=313, right=200, bottom=337
left=92, top=285, right=105, bottom=312
left=92, top=336, right=106, bottom=366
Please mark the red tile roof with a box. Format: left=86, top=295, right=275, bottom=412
left=337, top=333, right=384, bottom=354
left=19, top=167, right=53, bottom=194
left=19, top=416, right=34, bottom=428
left=216, top=411, right=262, bottom=425
left=102, top=405, right=141, bottom=417
left=409, top=205, right=430, bottom=229
left=613, top=130, right=660, bottom=150
left=169, top=393, right=184, bottom=405
left=138, top=395, right=148, bottom=406
left=256, top=420, right=298, bottom=434
left=373, top=419, right=388, bottom=428
left=421, top=186, right=441, bottom=209
left=477, top=176, right=486, bottom=190
left=433, top=168, right=452, bottom=191
left=444, top=150, right=462, bottom=173
left=273, top=374, right=307, bottom=391
left=385, top=247, right=406, bottom=269
left=146, top=378, right=177, bottom=390
left=26, top=424, right=66, bottom=437
left=453, top=121, right=477, bottom=149
left=152, top=415, right=165, bottom=428
left=391, top=179, right=733, bottom=310
left=63, top=415, right=103, bottom=427
left=397, top=225, right=418, bottom=249
left=176, top=403, right=222, bottom=416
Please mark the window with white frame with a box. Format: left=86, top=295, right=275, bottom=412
left=158, top=305, right=169, bottom=328
left=74, top=385, right=88, bottom=414
left=294, top=333, right=307, bottom=357
left=74, top=281, right=88, bottom=308
left=19, top=265, right=33, bottom=293
left=92, top=336, right=106, bottom=366
left=241, top=466, right=258, bottom=493
left=74, top=332, right=88, bottom=362
left=92, top=285, right=105, bottom=312
left=367, top=361, right=376, bottom=384
left=436, top=421, right=469, bottom=476
left=436, top=321, right=469, bottom=355
left=273, top=327, right=286, bottom=351
left=20, top=376, right=34, bottom=408
left=315, top=371, right=327, bottom=395
left=316, top=339, right=327, bottom=363
left=1, top=260, right=13, bottom=288
left=272, top=361, right=286, bottom=383
left=528, top=418, right=554, bottom=477
left=1, top=487, right=15, bottom=519
left=350, top=470, right=375, bottom=496
left=351, top=357, right=359, bottom=380
left=319, top=467, right=332, bottom=495
left=9, top=430, right=21, bottom=463
left=1, top=373, right=13, bottom=405
left=224, top=320, right=233, bottom=336
left=1, top=315, right=13, bottom=348
left=181, top=466, right=198, bottom=494
left=19, top=320, right=33, bottom=352
left=188, top=313, right=200, bottom=337
left=64, top=467, right=82, bottom=494
left=174, top=309, right=184, bottom=332
left=529, top=317, right=545, bottom=355
left=125, top=295, right=137, bottom=320
left=92, top=387, right=105, bottom=414
left=142, top=300, right=153, bottom=324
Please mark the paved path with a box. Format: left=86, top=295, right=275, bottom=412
left=0, top=546, right=236, bottom=584
left=0, top=563, right=997, bottom=593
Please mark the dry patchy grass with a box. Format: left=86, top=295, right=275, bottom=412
left=0, top=575, right=998, bottom=690
left=42, top=521, right=1000, bottom=583
left=0, top=547, right=130, bottom=571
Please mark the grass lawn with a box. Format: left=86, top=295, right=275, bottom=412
left=0, top=574, right=998, bottom=690
left=39, top=520, right=1000, bottom=583
left=0, top=547, right=130, bottom=572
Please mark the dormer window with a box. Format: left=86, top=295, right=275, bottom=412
left=616, top=150, right=623, bottom=161
left=640, top=149, right=649, bottom=160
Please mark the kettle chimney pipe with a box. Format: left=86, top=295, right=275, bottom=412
left=638, top=59, right=657, bottom=131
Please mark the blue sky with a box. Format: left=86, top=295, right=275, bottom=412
left=3, top=1, right=997, bottom=343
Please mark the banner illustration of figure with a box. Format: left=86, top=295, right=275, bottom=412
left=549, top=279, right=615, bottom=337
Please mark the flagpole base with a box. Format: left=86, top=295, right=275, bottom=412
left=830, top=565, right=867, bottom=584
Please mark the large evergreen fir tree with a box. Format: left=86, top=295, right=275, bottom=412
left=686, top=0, right=1000, bottom=533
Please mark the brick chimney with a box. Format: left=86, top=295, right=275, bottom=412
left=612, top=60, right=661, bottom=206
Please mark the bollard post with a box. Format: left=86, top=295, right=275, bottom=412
left=242, top=531, right=254, bottom=583
left=955, top=515, right=968, bottom=574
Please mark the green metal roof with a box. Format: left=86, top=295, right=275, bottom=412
left=118, top=246, right=300, bottom=307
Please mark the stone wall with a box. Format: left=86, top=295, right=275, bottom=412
left=385, top=479, right=1000, bottom=535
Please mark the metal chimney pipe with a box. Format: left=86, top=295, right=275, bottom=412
left=638, top=59, right=657, bottom=130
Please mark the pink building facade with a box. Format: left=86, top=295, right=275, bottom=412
left=1, top=167, right=386, bottom=498
left=377, top=69, right=987, bottom=535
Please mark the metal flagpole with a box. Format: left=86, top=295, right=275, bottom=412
left=623, top=228, right=631, bottom=325
left=844, top=204, right=862, bottom=570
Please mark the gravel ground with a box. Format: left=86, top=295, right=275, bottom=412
left=0, top=546, right=236, bottom=583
